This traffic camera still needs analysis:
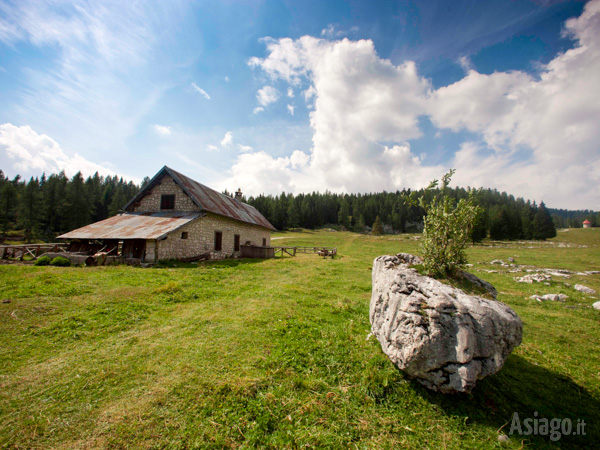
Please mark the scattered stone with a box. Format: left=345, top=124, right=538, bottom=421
left=491, top=259, right=506, bottom=266
left=508, top=257, right=515, bottom=263
left=370, top=254, right=522, bottom=393
left=498, top=434, right=510, bottom=443
left=529, top=294, right=568, bottom=302
left=575, top=284, right=597, bottom=295
left=1, top=299, right=10, bottom=304
left=514, top=274, right=552, bottom=284
left=593, top=302, right=600, bottom=310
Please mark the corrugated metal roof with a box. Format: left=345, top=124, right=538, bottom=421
left=57, top=212, right=203, bottom=240
left=124, top=166, right=276, bottom=231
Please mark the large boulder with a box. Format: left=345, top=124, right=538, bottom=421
left=370, top=253, right=523, bottom=393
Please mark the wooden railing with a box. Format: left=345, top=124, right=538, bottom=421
left=272, top=246, right=337, bottom=258
left=0, top=243, right=68, bottom=260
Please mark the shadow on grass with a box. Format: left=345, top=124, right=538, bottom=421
left=414, top=355, right=599, bottom=448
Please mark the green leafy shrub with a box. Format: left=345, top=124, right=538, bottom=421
left=34, top=255, right=52, bottom=266
left=50, top=256, right=71, bottom=267
left=413, top=170, right=482, bottom=276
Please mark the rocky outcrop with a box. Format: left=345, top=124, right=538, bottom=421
left=370, top=254, right=522, bottom=393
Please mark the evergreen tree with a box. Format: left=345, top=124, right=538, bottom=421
left=531, top=202, right=557, bottom=240
left=0, top=181, right=17, bottom=238
left=338, top=196, right=351, bottom=229
left=372, top=215, right=383, bottom=235
left=19, top=177, right=42, bottom=241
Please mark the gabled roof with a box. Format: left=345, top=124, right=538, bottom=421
left=58, top=212, right=202, bottom=240
left=123, top=166, right=276, bottom=231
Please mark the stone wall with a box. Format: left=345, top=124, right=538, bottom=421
left=157, top=212, right=271, bottom=260
left=131, top=175, right=199, bottom=212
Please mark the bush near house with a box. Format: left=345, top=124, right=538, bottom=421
left=34, top=255, right=52, bottom=266
left=50, top=256, right=71, bottom=267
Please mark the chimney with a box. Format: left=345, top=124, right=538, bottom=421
left=235, top=188, right=243, bottom=201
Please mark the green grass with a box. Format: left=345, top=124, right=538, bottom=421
left=0, top=229, right=599, bottom=448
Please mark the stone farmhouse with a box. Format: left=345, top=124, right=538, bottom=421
left=58, top=166, right=276, bottom=262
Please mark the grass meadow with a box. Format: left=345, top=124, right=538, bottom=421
left=1, top=229, right=599, bottom=448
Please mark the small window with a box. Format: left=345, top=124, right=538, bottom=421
left=181, top=232, right=188, bottom=240
left=262, top=238, right=267, bottom=247
left=215, top=231, right=223, bottom=251
left=161, top=194, right=175, bottom=210
left=234, top=234, right=240, bottom=252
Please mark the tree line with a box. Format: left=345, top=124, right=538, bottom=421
left=245, top=187, right=564, bottom=241
left=1, top=168, right=597, bottom=243
left=0, top=170, right=139, bottom=242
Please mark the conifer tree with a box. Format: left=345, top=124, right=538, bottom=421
left=372, top=215, right=383, bottom=235
left=531, top=202, right=557, bottom=240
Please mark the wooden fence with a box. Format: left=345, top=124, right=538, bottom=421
left=0, top=243, right=68, bottom=260
left=272, top=246, right=337, bottom=258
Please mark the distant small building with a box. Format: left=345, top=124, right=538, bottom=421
left=58, top=166, right=276, bottom=262
left=583, top=220, right=592, bottom=228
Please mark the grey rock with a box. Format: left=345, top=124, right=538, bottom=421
left=508, top=257, right=515, bottom=263
left=593, top=301, right=600, bottom=310
left=490, top=259, right=505, bottom=265
left=370, top=254, right=522, bottom=394
left=514, top=274, right=552, bottom=284
left=530, top=294, right=568, bottom=302
left=575, top=284, right=597, bottom=294
left=461, top=271, right=498, bottom=299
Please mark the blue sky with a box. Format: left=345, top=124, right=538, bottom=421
left=1, top=0, right=598, bottom=209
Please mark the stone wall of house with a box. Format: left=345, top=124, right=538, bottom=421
left=131, top=175, right=199, bottom=212
left=157, top=212, right=271, bottom=260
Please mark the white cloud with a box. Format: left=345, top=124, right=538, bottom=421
left=191, top=82, right=211, bottom=100
left=153, top=124, right=172, bottom=136
left=247, top=36, right=433, bottom=193
left=457, top=55, right=473, bottom=72
left=287, top=87, right=294, bottom=98
left=0, top=0, right=196, bottom=168
left=253, top=106, right=264, bottom=114
left=207, top=144, right=219, bottom=152
left=0, top=123, right=119, bottom=179
left=429, top=0, right=600, bottom=208
left=219, top=150, right=313, bottom=196
left=256, top=85, right=279, bottom=108
left=242, top=1, right=600, bottom=208
left=220, top=131, right=233, bottom=147
left=321, top=24, right=359, bottom=40
left=238, top=144, right=253, bottom=153
left=287, top=104, right=295, bottom=116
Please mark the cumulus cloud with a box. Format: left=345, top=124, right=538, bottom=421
left=429, top=0, right=600, bottom=208
left=241, top=1, right=600, bottom=208
left=256, top=85, right=279, bottom=107
left=220, top=131, right=233, bottom=147
left=287, top=87, right=294, bottom=98
left=287, top=104, right=295, bottom=116
left=153, top=124, right=172, bottom=136
left=191, top=82, right=211, bottom=100
left=0, top=123, right=118, bottom=178
left=247, top=36, right=433, bottom=193
left=238, top=144, right=253, bottom=153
